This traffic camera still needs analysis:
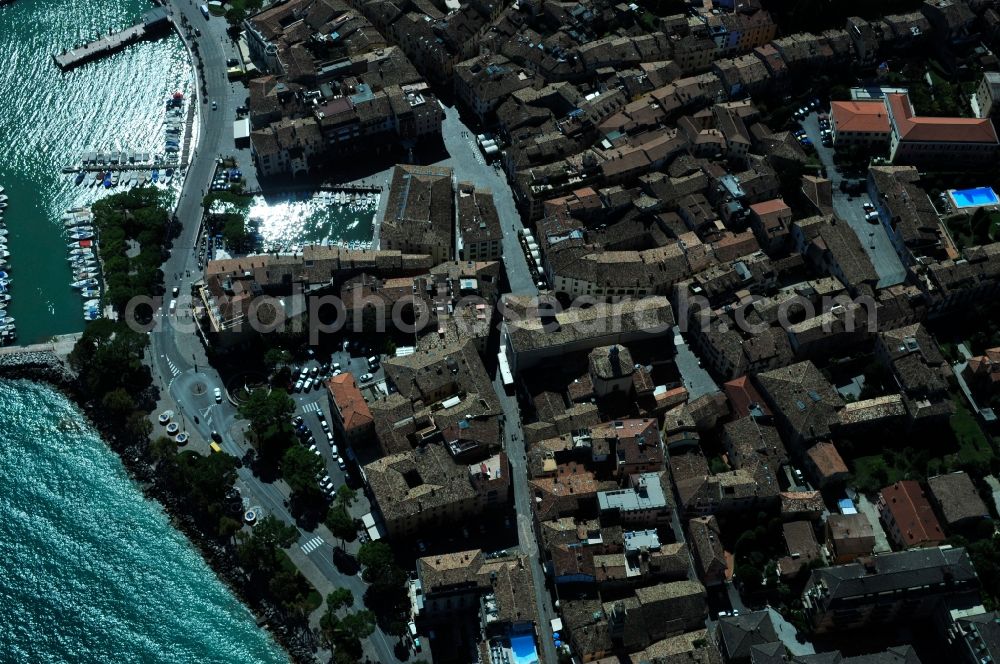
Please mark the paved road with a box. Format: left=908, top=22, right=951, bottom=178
left=672, top=327, right=719, bottom=400
left=799, top=112, right=906, bottom=288
left=149, top=4, right=404, bottom=662
left=492, top=370, right=558, bottom=664
left=434, top=105, right=538, bottom=296
left=848, top=490, right=892, bottom=554
left=767, top=607, right=815, bottom=655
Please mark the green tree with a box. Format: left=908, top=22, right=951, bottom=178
left=357, top=541, right=395, bottom=582
left=340, top=610, right=376, bottom=641
left=325, top=505, right=358, bottom=543
left=736, top=564, right=763, bottom=593
left=149, top=435, right=177, bottom=463
left=237, top=515, right=298, bottom=571
left=336, top=485, right=357, bottom=508
left=281, top=445, right=324, bottom=495
left=238, top=388, right=295, bottom=459
left=125, top=410, right=154, bottom=442
left=263, top=348, right=292, bottom=371
left=70, top=320, right=151, bottom=396
left=101, top=388, right=136, bottom=421
left=327, top=588, right=354, bottom=613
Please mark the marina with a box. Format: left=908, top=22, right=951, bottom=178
left=0, top=0, right=194, bottom=345
left=249, top=189, right=380, bottom=255
left=63, top=207, right=105, bottom=322
left=0, top=185, right=16, bottom=346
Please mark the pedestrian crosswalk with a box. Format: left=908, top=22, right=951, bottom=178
left=301, top=402, right=321, bottom=414
left=301, top=536, right=324, bottom=554
left=166, top=358, right=181, bottom=377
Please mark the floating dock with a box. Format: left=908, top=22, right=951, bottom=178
left=53, top=7, right=171, bottom=71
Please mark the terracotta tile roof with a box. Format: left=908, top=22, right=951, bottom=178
left=887, top=93, right=999, bottom=144
left=880, top=480, right=945, bottom=546
left=805, top=441, right=848, bottom=480
left=831, top=100, right=891, bottom=134
left=326, top=373, right=374, bottom=434
left=749, top=198, right=791, bottom=217
left=723, top=375, right=771, bottom=419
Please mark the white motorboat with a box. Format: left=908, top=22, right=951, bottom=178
left=72, top=278, right=98, bottom=289
left=82, top=299, right=100, bottom=309
left=0, top=195, right=8, bottom=203
left=69, top=231, right=94, bottom=240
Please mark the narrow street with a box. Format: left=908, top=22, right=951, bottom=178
left=798, top=112, right=906, bottom=288
left=493, top=373, right=558, bottom=664
left=434, top=105, right=538, bottom=296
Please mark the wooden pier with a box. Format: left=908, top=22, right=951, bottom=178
left=53, top=7, right=171, bottom=71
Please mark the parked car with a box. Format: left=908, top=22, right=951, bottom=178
left=331, top=445, right=339, bottom=459
left=214, top=387, right=222, bottom=403
left=293, top=379, right=303, bottom=392
left=337, top=457, right=347, bottom=470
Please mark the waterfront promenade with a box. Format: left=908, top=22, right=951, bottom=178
left=147, top=3, right=407, bottom=662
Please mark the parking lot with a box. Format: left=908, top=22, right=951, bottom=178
left=284, top=343, right=386, bottom=504
left=797, top=108, right=908, bottom=288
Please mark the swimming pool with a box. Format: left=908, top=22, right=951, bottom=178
left=949, top=187, right=1000, bottom=209
left=510, top=633, right=539, bottom=664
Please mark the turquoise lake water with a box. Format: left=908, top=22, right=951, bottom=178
left=0, top=380, right=288, bottom=663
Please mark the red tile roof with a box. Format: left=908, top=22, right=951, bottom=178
left=886, top=93, right=998, bottom=144
left=831, top=100, right=891, bottom=134
left=326, top=373, right=373, bottom=434
left=749, top=198, right=791, bottom=217
left=879, top=480, right=944, bottom=546
left=723, top=376, right=771, bottom=419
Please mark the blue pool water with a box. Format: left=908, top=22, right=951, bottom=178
left=511, top=633, right=539, bottom=664
left=950, top=187, right=1000, bottom=208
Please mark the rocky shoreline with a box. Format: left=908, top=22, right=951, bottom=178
left=0, top=353, right=315, bottom=664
